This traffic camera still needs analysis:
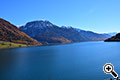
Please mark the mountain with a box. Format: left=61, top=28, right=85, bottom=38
left=19, top=20, right=71, bottom=44
left=105, top=33, right=120, bottom=41
left=0, top=18, right=40, bottom=45
left=107, top=32, right=117, bottom=36
left=19, top=20, right=111, bottom=44
left=103, top=32, right=117, bottom=36
left=63, top=26, right=111, bottom=41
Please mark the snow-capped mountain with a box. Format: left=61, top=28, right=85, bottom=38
left=20, top=20, right=58, bottom=37
left=19, top=20, right=111, bottom=44
left=24, top=20, right=55, bottom=28
left=61, top=26, right=82, bottom=32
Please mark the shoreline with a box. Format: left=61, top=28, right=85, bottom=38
left=0, top=40, right=104, bottom=50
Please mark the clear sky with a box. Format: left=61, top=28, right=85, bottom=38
left=1, top=0, right=120, bottom=33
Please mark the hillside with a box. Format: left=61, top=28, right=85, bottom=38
left=105, top=33, right=120, bottom=41
left=19, top=20, right=72, bottom=44
left=0, top=18, right=41, bottom=45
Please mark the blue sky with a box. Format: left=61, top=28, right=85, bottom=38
left=1, top=0, right=120, bottom=33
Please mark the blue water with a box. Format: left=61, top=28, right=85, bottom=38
left=0, top=41, right=120, bottom=80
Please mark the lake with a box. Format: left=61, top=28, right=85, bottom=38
left=0, top=41, right=120, bottom=80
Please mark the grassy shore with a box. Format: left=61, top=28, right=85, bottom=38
left=0, top=41, right=31, bottom=49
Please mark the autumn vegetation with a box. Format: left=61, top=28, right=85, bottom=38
left=0, top=18, right=41, bottom=45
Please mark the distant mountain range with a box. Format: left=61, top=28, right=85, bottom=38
left=104, top=32, right=117, bottom=36
left=0, top=18, right=115, bottom=45
left=0, top=18, right=40, bottom=45
left=19, top=20, right=111, bottom=44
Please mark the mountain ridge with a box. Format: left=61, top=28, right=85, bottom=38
left=19, top=20, right=111, bottom=44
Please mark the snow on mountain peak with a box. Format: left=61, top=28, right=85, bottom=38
left=61, top=26, right=82, bottom=32
left=24, top=20, right=55, bottom=29
left=61, top=26, right=72, bottom=29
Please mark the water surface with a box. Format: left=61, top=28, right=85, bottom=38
left=0, top=41, right=120, bottom=80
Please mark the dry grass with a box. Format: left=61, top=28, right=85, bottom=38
left=0, top=41, right=30, bottom=49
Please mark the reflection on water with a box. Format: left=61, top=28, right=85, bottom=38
left=0, top=41, right=120, bottom=80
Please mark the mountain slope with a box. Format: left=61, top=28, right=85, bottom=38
left=105, top=33, right=120, bottom=41
left=20, top=20, right=72, bottom=43
left=61, top=26, right=111, bottom=41
left=103, top=32, right=117, bottom=36
left=19, top=20, right=111, bottom=44
left=0, top=18, right=40, bottom=45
